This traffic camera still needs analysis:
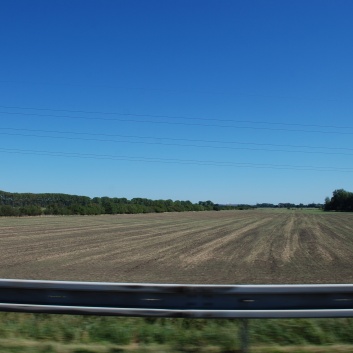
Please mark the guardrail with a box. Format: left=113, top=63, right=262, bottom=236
left=1, top=279, right=353, bottom=318
left=1, top=279, right=353, bottom=352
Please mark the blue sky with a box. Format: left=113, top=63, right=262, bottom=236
left=1, top=0, right=353, bottom=204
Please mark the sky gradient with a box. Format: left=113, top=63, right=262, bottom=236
left=1, top=0, right=353, bottom=204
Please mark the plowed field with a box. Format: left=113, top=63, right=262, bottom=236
left=1, top=210, right=353, bottom=284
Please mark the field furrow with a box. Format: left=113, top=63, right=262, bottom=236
left=1, top=210, right=353, bottom=283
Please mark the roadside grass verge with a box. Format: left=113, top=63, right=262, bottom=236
left=1, top=314, right=353, bottom=352
left=1, top=339, right=353, bottom=353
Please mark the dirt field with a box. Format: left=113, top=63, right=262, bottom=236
left=1, top=210, right=353, bottom=284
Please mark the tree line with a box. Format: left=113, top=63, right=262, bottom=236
left=324, top=189, right=353, bottom=212
left=1, top=189, right=333, bottom=217
left=256, top=202, right=322, bottom=209
left=0, top=190, right=245, bottom=216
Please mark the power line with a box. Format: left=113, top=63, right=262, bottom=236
left=2, top=130, right=353, bottom=157
left=2, top=110, right=353, bottom=136
left=0, top=81, right=343, bottom=102
left=0, top=147, right=352, bottom=172
left=1, top=127, right=351, bottom=151
left=1, top=104, right=353, bottom=131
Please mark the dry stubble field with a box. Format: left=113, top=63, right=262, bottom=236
left=1, top=209, right=353, bottom=284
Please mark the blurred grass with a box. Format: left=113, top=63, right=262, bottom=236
left=1, top=314, right=353, bottom=352
left=1, top=340, right=353, bottom=353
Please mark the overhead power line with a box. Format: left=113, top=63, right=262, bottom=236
left=0, top=80, right=344, bottom=102
left=0, top=147, right=352, bottom=173
left=1, top=127, right=351, bottom=151
left=2, top=129, right=353, bottom=157
left=0, top=104, right=353, bottom=131
left=2, top=110, right=353, bottom=136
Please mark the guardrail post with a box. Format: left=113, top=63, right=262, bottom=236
left=239, top=318, right=249, bottom=353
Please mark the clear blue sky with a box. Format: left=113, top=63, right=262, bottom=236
left=1, top=0, right=352, bottom=204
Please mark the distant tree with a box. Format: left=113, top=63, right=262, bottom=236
left=69, top=204, right=86, bottom=215
left=325, top=189, right=353, bottom=212
left=213, top=204, right=222, bottom=211
left=0, top=205, right=20, bottom=216
left=198, top=200, right=214, bottom=210
left=102, top=200, right=116, bottom=214
left=324, top=197, right=331, bottom=211
left=115, top=204, right=128, bottom=214
left=19, top=205, right=42, bottom=216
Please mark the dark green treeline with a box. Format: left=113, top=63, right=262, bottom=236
left=324, top=189, right=353, bottom=212
left=0, top=190, right=244, bottom=216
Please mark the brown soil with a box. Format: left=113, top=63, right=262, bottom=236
left=1, top=210, right=353, bottom=284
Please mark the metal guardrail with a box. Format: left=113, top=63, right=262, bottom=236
left=1, top=279, right=353, bottom=318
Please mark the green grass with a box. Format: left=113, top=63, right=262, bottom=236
left=1, top=314, right=353, bottom=352
left=1, top=340, right=353, bottom=353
